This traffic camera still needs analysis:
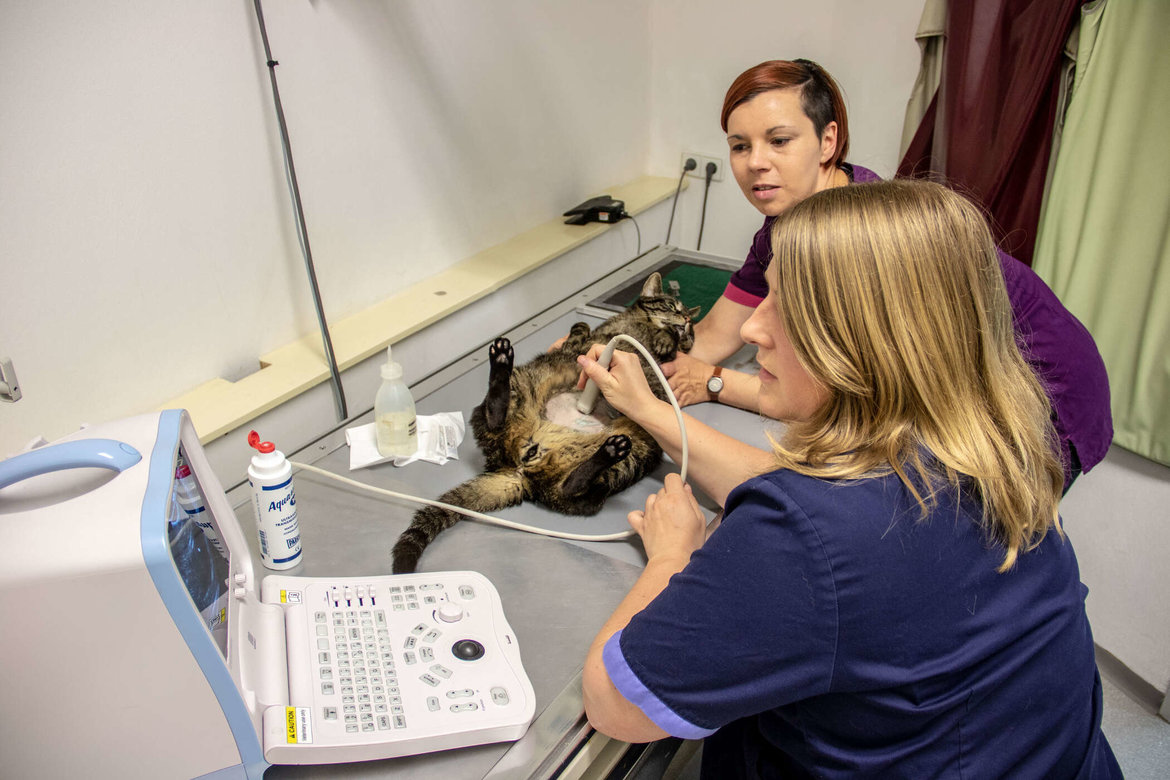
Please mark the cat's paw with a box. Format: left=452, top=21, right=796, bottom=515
left=489, top=338, right=513, bottom=366
left=603, top=434, right=632, bottom=462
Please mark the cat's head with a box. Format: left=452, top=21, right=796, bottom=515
left=634, top=272, right=700, bottom=355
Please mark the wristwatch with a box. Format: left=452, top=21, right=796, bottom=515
left=706, top=366, right=724, bottom=402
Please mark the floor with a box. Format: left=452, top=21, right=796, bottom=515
left=1099, top=673, right=1170, bottom=779
left=668, top=671, right=1170, bottom=778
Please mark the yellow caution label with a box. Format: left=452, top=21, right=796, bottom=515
left=280, top=589, right=288, bottom=604
left=285, top=706, right=313, bottom=744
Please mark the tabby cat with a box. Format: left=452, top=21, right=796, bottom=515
left=391, top=272, right=698, bottom=573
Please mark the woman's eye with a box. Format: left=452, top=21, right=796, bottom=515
left=730, top=143, right=748, bottom=153
left=771, top=137, right=790, bottom=147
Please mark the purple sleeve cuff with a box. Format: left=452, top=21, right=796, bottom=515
left=602, top=630, right=717, bottom=740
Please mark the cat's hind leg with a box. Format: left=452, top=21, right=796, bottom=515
left=561, top=434, right=632, bottom=498
left=483, top=338, right=514, bottom=430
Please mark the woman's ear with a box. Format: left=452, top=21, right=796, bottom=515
left=819, top=121, right=839, bottom=166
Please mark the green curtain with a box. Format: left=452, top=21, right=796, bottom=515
left=1033, top=0, right=1170, bottom=467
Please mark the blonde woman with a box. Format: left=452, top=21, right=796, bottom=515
left=577, top=180, right=1120, bottom=778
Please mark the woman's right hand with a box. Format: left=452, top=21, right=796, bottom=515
left=576, top=345, right=661, bottom=423
left=627, top=473, right=706, bottom=565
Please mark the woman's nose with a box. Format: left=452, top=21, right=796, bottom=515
left=741, top=305, right=765, bottom=346
left=748, top=145, right=770, bottom=171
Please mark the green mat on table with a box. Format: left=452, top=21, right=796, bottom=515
left=602, top=260, right=732, bottom=323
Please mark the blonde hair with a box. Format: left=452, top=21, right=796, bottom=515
left=767, top=179, right=1064, bottom=570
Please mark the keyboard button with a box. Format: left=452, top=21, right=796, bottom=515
left=324, top=707, right=337, bottom=720
left=427, top=696, right=440, bottom=712
left=420, top=673, right=441, bottom=687
left=491, top=686, right=511, bottom=705
left=377, top=715, right=391, bottom=730
left=321, top=682, right=335, bottom=696
left=450, top=702, right=479, bottom=713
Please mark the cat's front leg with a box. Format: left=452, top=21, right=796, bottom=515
left=561, top=434, right=631, bottom=498
left=484, top=338, right=514, bottom=430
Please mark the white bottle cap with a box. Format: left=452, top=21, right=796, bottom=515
left=381, top=345, right=403, bottom=380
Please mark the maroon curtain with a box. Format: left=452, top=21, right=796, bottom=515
left=898, top=0, right=1082, bottom=266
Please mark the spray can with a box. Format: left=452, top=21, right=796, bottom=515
left=374, top=345, right=418, bottom=458
left=174, top=462, right=226, bottom=555
left=247, top=430, right=302, bottom=570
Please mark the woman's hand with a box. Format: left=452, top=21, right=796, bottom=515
left=627, top=473, right=706, bottom=565
left=576, top=345, right=661, bottom=422
left=660, top=352, right=715, bottom=407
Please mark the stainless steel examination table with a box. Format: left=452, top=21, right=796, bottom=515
left=240, top=246, right=772, bottom=779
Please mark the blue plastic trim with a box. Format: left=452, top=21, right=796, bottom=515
left=139, top=411, right=270, bottom=780
left=0, top=438, right=142, bottom=490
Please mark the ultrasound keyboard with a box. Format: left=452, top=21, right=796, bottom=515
left=259, top=571, right=535, bottom=765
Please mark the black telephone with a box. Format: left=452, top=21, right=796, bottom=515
left=562, top=195, right=626, bottom=225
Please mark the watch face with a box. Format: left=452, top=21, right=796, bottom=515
left=707, top=375, right=724, bottom=394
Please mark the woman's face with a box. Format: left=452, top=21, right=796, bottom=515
left=726, top=88, right=838, bottom=217
left=740, top=266, right=828, bottom=422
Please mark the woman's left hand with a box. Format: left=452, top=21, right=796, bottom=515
left=628, top=473, right=706, bottom=565
left=660, top=352, right=715, bottom=407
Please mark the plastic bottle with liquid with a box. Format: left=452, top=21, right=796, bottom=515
left=247, top=430, right=303, bottom=570
left=374, top=345, right=418, bottom=458
left=174, top=462, right=226, bottom=555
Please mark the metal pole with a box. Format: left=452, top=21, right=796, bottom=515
left=251, top=0, right=348, bottom=421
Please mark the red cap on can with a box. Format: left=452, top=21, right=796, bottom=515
left=247, top=430, right=275, bottom=454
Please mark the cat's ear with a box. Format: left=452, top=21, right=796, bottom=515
left=640, top=272, right=663, bottom=298
left=688, top=306, right=701, bottom=319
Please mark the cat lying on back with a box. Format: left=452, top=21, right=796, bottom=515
left=391, top=272, right=698, bottom=573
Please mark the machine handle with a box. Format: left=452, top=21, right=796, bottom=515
left=0, top=439, right=143, bottom=491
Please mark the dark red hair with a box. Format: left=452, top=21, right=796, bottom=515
left=720, top=59, right=850, bottom=169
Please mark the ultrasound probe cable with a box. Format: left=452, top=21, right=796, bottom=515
left=289, top=334, right=689, bottom=543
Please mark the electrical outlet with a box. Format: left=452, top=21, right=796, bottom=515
left=682, top=152, right=723, bottom=182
